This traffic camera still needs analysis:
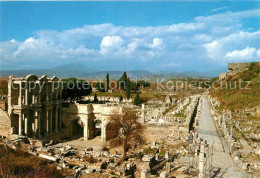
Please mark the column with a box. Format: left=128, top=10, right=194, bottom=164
left=55, top=87, right=58, bottom=101
left=101, top=123, right=106, bottom=141
left=49, top=109, right=53, bottom=133
left=84, top=118, right=89, bottom=140
left=38, top=111, right=41, bottom=137
left=55, top=108, right=58, bottom=133
left=46, top=110, right=49, bottom=133
left=199, top=141, right=205, bottom=178
left=24, top=115, right=28, bottom=136
left=32, top=112, right=36, bottom=133
left=8, top=76, right=12, bottom=106
left=18, top=82, right=22, bottom=106
left=37, top=81, right=41, bottom=103
left=25, top=87, right=28, bottom=105
left=32, top=93, right=35, bottom=104
left=59, top=108, right=62, bottom=129
left=18, top=113, right=23, bottom=135
left=141, top=104, right=145, bottom=123
left=59, top=85, right=62, bottom=100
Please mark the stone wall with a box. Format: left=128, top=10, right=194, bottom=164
left=226, top=62, right=251, bottom=77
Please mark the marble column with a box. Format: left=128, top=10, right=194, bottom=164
left=59, top=108, right=62, bottom=129
left=8, top=76, right=12, bottom=106
left=141, top=104, right=145, bottom=123
left=84, top=118, right=89, bottom=140
left=18, top=113, right=23, bottom=135
left=49, top=109, right=53, bottom=133
left=25, top=87, right=28, bottom=105
left=46, top=110, right=49, bottom=133
left=18, top=82, right=22, bottom=106
left=55, top=108, right=58, bottom=133
left=32, top=93, right=35, bottom=104
left=38, top=111, right=41, bottom=137
left=101, top=123, right=107, bottom=141
left=24, top=115, right=28, bottom=136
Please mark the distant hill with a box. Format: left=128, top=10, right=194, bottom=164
left=0, top=63, right=218, bottom=79
left=0, top=63, right=96, bottom=78
left=83, top=70, right=153, bottom=80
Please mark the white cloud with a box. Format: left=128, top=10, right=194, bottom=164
left=0, top=9, right=259, bottom=71
left=211, top=6, right=228, bottom=12
left=100, top=36, right=124, bottom=55
left=204, top=31, right=260, bottom=62
left=151, top=38, right=163, bottom=48
left=225, top=47, right=260, bottom=61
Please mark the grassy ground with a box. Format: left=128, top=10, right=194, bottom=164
left=0, top=144, right=70, bottom=177
left=210, top=62, right=260, bottom=110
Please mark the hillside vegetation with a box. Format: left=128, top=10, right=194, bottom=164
left=0, top=144, right=69, bottom=177
left=210, top=62, right=260, bottom=110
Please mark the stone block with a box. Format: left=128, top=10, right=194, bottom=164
left=160, top=171, right=168, bottom=178
left=142, top=154, right=155, bottom=162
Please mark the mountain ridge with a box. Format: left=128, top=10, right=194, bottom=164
left=0, top=63, right=218, bottom=79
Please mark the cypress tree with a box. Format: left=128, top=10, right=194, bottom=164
left=119, top=95, right=123, bottom=102
left=134, top=93, right=142, bottom=106
left=126, top=77, right=131, bottom=100
left=106, top=73, right=109, bottom=92
left=118, top=72, right=127, bottom=90
left=94, top=93, right=98, bottom=103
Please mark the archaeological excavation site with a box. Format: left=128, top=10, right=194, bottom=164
left=0, top=62, right=259, bottom=178
left=0, top=2, right=260, bottom=177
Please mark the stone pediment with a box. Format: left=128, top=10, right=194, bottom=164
left=39, top=75, right=48, bottom=81
left=50, top=76, right=59, bottom=81
left=25, top=74, right=38, bottom=81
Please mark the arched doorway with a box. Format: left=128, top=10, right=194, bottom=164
left=71, top=119, right=83, bottom=137
left=94, top=119, right=102, bottom=137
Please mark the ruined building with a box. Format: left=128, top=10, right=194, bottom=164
left=8, top=74, right=63, bottom=138
left=5, top=74, right=123, bottom=141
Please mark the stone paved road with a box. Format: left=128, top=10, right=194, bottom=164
left=198, top=96, right=251, bottom=178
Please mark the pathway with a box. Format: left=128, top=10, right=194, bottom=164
left=198, top=97, right=251, bottom=178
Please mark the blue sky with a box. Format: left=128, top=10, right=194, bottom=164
left=0, top=1, right=259, bottom=74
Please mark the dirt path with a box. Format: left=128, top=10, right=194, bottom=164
left=198, top=97, right=251, bottom=178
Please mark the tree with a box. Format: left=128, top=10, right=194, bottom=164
left=62, top=78, right=92, bottom=102
left=94, top=93, right=98, bottom=103
left=130, top=81, right=140, bottom=92
left=118, top=72, right=127, bottom=90
left=133, top=93, right=143, bottom=106
left=138, top=80, right=150, bottom=88
left=106, top=73, right=110, bottom=92
left=119, top=95, right=123, bottom=102
left=126, top=77, right=131, bottom=100
left=95, top=82, right=105, bottom=92
left=107, top=111, right=146, bottom=161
